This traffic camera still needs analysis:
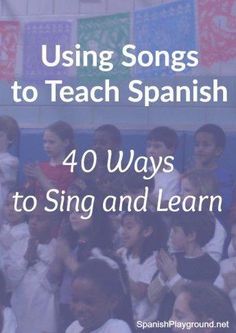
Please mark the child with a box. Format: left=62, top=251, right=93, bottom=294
left=66, top=258, right=134, bottom=333
left=0, top=272, right=17, bottom=333
left=171, top=282, right=236, bottom=333
left=24, top=121, right=75, bottom=199
left=93, top=124, right=122, bottom=165
left=110, top=170, right=155, bottom=250
left=80, top=124, right=124, bottom=198
left=0, top=191, right=29, bottom=278
left=146, top=126, right=180, bottom=205
left=48, top=192, right=113, bottom=332
left=6, top=204, right=59, bottom=333
left=118, top=211, right=167, bottom=322
left=179, top=169, right=226, bottom=262
left=148, top=211, right=220, bottom=324
left=193, top=124, right=234, bottom=223
left=0, top=116, right=20, bottom=221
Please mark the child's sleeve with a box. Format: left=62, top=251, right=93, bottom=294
left=0, top=156, right=18, bottom=183
left=147, top=273, right=168, bottom=304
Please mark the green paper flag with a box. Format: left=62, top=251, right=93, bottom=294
left=77, top=13, right=130, bottom=83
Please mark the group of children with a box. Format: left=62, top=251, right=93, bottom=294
left=0, top=115, right=236, bottom=333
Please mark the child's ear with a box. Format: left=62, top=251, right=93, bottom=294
left=143, top=226, right=153, bottom=238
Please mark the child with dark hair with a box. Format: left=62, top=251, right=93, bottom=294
left=171, top=282, right=236, bottom=333
left=6, top=204, right=60, bottom=333
left=193, top=123, right=234, bottom=224
left=80, top=124, right=124, bottom=199
left=24, top=121, right=75, bottom=199
left=0, top=271, right=17, bottom=333
left=48, top=192, right=114, bottom=332
left=0, top=116, right=20, bottom=220
left=180, top=169, right=226, bottom=262
left=118, top=211, right=168, bottom=322
left=146, top=126, right=180, bottom=205
left=110, top=170, right=155, bottom=251
left=66, top=258, right=134, bottom=333
left=148, top=211, right=220, bottom=325
left=93, top=124, right=122, bottom=161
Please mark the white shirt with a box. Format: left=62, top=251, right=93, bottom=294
left=203, top=218, right=226, bottom=262
left=9, top=238, right=58, bottom=333
left=0, top=152, right=18, bottom=220
left=0, top=223, right=29, bottom=251
left=2, top=307, right=17, bottom=333
left=214, top=257, right=236, bottom=290
left=153, top=169, right=180, bottom=201
left=120, top=248, right=158, bottom=321
left=66, top=318, right=132, bottom=333
left=0, top=223, right=29, bottom=282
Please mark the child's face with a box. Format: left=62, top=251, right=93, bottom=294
left=169, top=226, right=187, bottom=252
left=122, top=215, right=146, bottom=250
left=43, top=130, right=68, bottom=159
left=171, top=292, right=200, bottom=333
left=146, top=139, right=173, bottom=161
left=231, top=224, right=236, bottom=252
left=72, top=277, right=116, bottom=331
left=69, top=210, right=92, bottom=233
left=28, top=210, right=51, bottom=240
left=194, top=132, right=222, bottom=167
left=4, top=194, right=24, bottom=225
left=93, top=130, right=117, bottom=158
left=0, top=130, right=10, bottom=152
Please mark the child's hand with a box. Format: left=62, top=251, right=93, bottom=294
left=24, top=238, right=39, bottom=266
left=157, top=249, right=177, bottom=280
left=25, top=163, right=43, bottom=180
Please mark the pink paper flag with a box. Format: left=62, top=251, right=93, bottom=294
left=0, top=21, right=20, bottom=80
left=198, top=0, right=236, bottom=66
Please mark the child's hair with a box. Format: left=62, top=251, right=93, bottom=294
left=171, top=210, right=215, bottom=247
left=195, top=124, right=226, bottom=150
left=95, top=124, right=122, bottom=147
left=147, top=126, right=178, bottom=151
left=124, top=170, right=155, bottom=194
left=29, top=200, right=62, bottom=227
left=62, top=193, right=113, bottom=258
left=0, top=115, right=20, bottom=148
left=180, top=282, right=236, bottom=333
left=122, top=211, right=168, bottom=263
left=46, top=121, right=75, bottom=153
left=73, top=258, right=134, bottom=331
left=182, top=169, right=218, bottom=196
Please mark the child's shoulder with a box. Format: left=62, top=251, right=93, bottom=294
left=65, top=319, right=132, bottom=333
left=220, top=257, right=236, bottom=274
left=65, top=320, right=82, bottom=333
left=0, top=152, right=18, bottom=165
left=101, top=318, right=132, bottom=332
